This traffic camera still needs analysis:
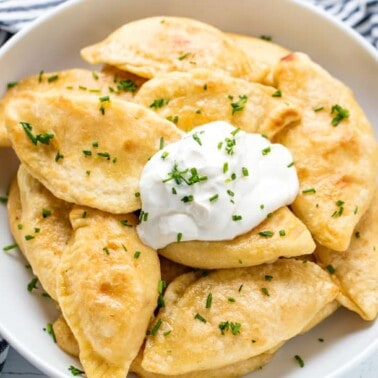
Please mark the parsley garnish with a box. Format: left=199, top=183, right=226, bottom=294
left=331, top=104, right=349, bottom=126
left=55, top=152, right=64, bottom=162
left=302, top=188, right=316, bottom=194
left=192, top=133, right=202, bottom=146
left=294, top=355, right=305, bottom=368
left=27, top=277, right=38, bottom=292
left=150, top=98, right=169, bottom=109
left=264, top=275, right=273, bottom=281
left=42, top=208, right=51, bottom=218
left=287, top=161, right=295, bottom=168
left=209, top=194, right=219, bottom=202
left=3, top=243, right=18, bottom=252
left=47, top=74, right=59, bottom=83
left=260, top=35, right=272, bottom=41
left=242, top=167, right=249, bottom=176
left=166, top=115, right=179, bottom=124
left=25, top=235, right=35, bottom=241
left=258, top=231, right=274, bottom=238
left=261, top=287, right=270, bottom=297
left=331, top=200, right=344, bottom=218
left=206, top=293, right=212, bottom=309
left=68, top=365, right=85, bottom=376
left=0, top=196, right=7, bottom=204
left=230, top=95, right=248, bottom=115
left=117, top=79, right=137, bottom=93
left=177, top=232, right=183, bottom=242
left=272, top=90, right=282, bottom=97
left=194, top=313, right=207, bottom=323
left=262, top=146, right=271, bottom=156
left=20, top=122, right=54, bottom=145
left=120, top=219, right=132, bottom=227
left=181, top=195, right=194, bottom=203
left=232, top=215, right=242, bottom=221
left=134, top=251, right=141, bottom=259
left=314, top=106, right=324, bottom=112
left=326, top=264, right=336, bottom=274
left=219, top=321, right=241, bottom=335
left=279, top=229, right=286, bottom=237
left=7, top=81, right=18, bottom=89
left=178, top=52, right=191, bottom=60
left=45, top=323, right=57, bottom=343
left=150, top=319, right=162, bottom=336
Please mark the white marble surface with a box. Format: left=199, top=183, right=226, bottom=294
left=2, top=345, right=378, bottom=377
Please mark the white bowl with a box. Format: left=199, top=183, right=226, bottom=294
left=0, top=0, right=377, bottom=377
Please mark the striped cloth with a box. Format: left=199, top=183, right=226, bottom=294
left=0, top=0, right=376, bottom=373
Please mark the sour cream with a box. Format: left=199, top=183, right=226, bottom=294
left=137, top=121, right=298, bottom=249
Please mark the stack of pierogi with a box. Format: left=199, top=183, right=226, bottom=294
left=2, top=16, right=377, bottom=378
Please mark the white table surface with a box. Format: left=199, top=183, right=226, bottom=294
left=2, top=344, right=378, bottom=377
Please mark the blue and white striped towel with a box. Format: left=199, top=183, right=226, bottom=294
left=0, top=0, right=376, bottom=373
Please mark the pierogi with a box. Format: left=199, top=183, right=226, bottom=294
left=7, top=165, right=72, bottom=300
left=316, top=188, right=378, bottom=321
left=57, top=207, right=160, bottom=378
left=0, top=67, right=145, bottom=147
left=142, top=259, right=338, bottom=375
left=159, top=207, right=315, bottom=268
left=81, top=17, right=261, bottom=81
left=273, top=52, right=378, bottom=252
left=135, top=69, right=300, bottom=138
left=4, top=91, right=183, bottom=214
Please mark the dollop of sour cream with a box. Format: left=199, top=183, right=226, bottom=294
left=137, top=121, right=299, bottom=250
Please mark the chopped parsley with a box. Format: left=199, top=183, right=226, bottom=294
left=331, top=200, right=344, bottom=218
left=68, top=365, right=85, bottom=376
left=206, top=293, right=213, bottom=309
left=287, top=161, right=295, bottom=168
left=355, top=231, right=360, bottom=238
left=0, top=196, right=7, bottom=204
left=258, top=231, right=274, bottom=238
left=45, top=323, right=57, bottom=343
left=134, top=251, right=141, bottom=259
left=150, top=98, right=169, bottom=109
left=55, top=152, right=64, bottom=162
left=150, top=319, right=162, bottom=336
left=260, top=35, right=272, bottom=41
left=279, top=229, right=286, bottom=237
left=120, top=219, right=133, bottom=227
left=166, top=115, right=179, bottom=124
left=181, top=195, right=194, bottom=203
left=219, top=321, right=241, bottom=335
left=177, top=232, right=183, bottom=242
left=42, top=208, right=51, bottom=218
left=27, top=277, right=38, bottom=292
left=103, top=247, right=110, bottom=255
left=82, top=150, right=92, bottom=156
left=314, top=106, right=324, bottom=112
left=302, top=188, right=316, bottom=194
left=326, top=264, right=336, bottom=274
left=230, top=95, right=248, bottom=115
left=192, top=133, right=202, bottom=146
left=117, top=79, right=137, bottom=93
left=209, top=193, right=219, bottom=202
left=20, top=122, right=54, bottom=145
left=264, top=275, right=273, bottom=281
left=262, top=146, right=271, bottom=156
left=25, top=234, right=35, bottom=241
left=272, top=89, right=282, bottom=97
left=3, top=243, right=18, bottom=252
left=331, top=104, right=349, bottom=126
left=7, top=81, right=18, bottom=89
left=242, top=167, right=249, bottom=177
left=47, top=74, right=59, bottom=83
left=261, top=287, right=270, bottom=297
left=294, top=355, right=305, bottom=368
left=194, top=313, right=207, bottom=323
left=178, top=52, right=191, bottom=60
left=232, top=215, right=242, bottom=221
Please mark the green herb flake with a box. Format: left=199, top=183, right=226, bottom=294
left=259, top=231, right=274, bottom=238
left=181, top=195, right=194, bottom=203
left=314, top=106, right=324, bottom=112
left=355, top=231, right=361, bottom=238
left=223, top=162, right=229, bottom=174
left=302, top=188, right=316, bottom=194
left=38, top=70, right=44, bottom=83
left=230, top=94, right=248, bottom=115
left=45, top=323, right=57, bottom=343
left=194, top=313, right=207, bottom=323
left=17, top=224, right=23, bottom=230
left=262, top=146, right=271, bottom=156
left=97, top=152, right=111, bottom=160
left=159, top=137, right=165, bottom=150
left=326, top=264, right=336, bottom=274
left=150, top=319, right=162, bottom=336
left=103, top=247, right=110, bottom=255
left=166, top=115, right=179, bottom=124
left=272, top=89, right=282, bottom=97
left=260, top=35, right=272, bottom=41
left=264, top=275, right=273, bottom=281
left=20, top=122, right=54, bottom=145
left=279, top=229, right=286, bottom=237
left=242, top=167, right=249, bottom=177
left=47, top=74, right=59, bottom=83
left=27, top=277, right=38, bottom=292
left=209, top=193, right=219, bottom=202
left=135, top=192, right=140, bottom=198
left=117, top=79, right=137, bottom=93
left=232, top=215, right=242, bottom=221
left=318, top=338, right=324, bottom=342
left=195, top=109, right=202, bottom=114
left=150, top=98, right=169, bottom=109
left=177, top=232, right=183, bottom=242
left=178, top=52, right=191, bottom=60
left=203, top=83, right=208, bottom=91
left=228, top=297, right=236, bottom=303
left=294, top=355, right=305, bottom=368
left=172, top=187, right=177, bottom=195
left=68, top=365, right=85, bottom=376
left=230, top=322, right=241, bottom=335
left=287, top=161, right=295, bottom=168
left=25, top=234, right=35, bottom=241
left=134, top=251, right=141, bottom=259
left=206, top=293, right=212, bottom=309
left=163, top=330, right=171, bottom=337
left=82, top=211, right=87, bottom=218
left=82, top=150, right=92, bottom=156
left=0, top=196, right=8, bottom=204
left=55, top=152, right=64, bottom=162
left=120, top=219, right=133, bottom=227
left=192, top=133, right=202, bottom=146
left=3, top=243, right=18, bottom=252
left=42, top=208, right=51, bottom=218
left=261, top=287, right=270, bottom=297
left=331, top=200, right=344, bottom=218
left=99, top=95, right=110, bottom=103
left=354, top=206, right=359, bottom=215
left=7, top=81, right=18, bottom=89
left=331, top=104, right=349, bottom=126
left=238, top=284, right=243, bottom=292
